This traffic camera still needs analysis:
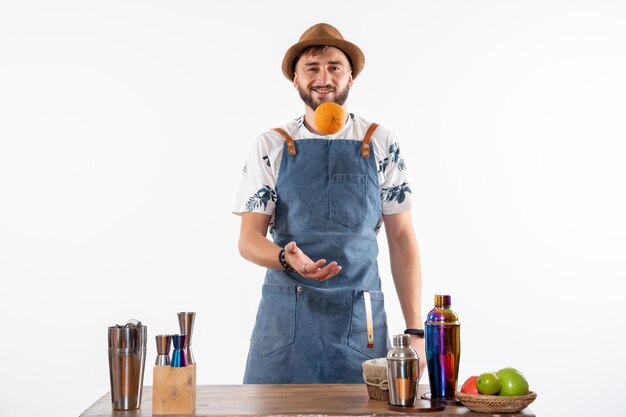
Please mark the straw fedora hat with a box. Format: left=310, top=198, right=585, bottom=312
left=281, top=23, right=365, bottom=81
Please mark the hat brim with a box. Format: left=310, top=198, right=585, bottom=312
left=281, top=38, right=365, bottom=81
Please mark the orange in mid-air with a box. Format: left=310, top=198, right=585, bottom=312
left=313, top=102, right=346, bottom=135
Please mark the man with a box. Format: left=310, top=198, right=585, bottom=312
left=233, top=23, right=425, bottom=383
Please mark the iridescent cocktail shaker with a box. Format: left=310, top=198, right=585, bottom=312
left=425, top=294, right=460, bottom=400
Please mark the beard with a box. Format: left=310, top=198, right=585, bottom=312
left=298, top=83, right=350, bottom=111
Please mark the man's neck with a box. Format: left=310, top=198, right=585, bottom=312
left=302, top=110, right=319, bottom=135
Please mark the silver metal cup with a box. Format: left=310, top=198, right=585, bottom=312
left=155, top=334, right=171, bottom=366
left=108, top=322, right=147, bottom=410
left=177, top=312, right=196, bottom=365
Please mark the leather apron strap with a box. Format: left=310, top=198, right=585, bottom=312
left=273, top=123, right=379, bottom=159
left=363, top=291, right=374, bottom=348
left=361, top=123, right=379, bottom=158
left=272, top=128, right=297, bottom=156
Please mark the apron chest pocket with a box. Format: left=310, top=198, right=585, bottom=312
left=330, top=174, right=366, bottom=227
left=251, top=284, right=296, bottom=356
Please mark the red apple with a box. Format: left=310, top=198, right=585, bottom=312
left=460, top=375, right=479, bottom=394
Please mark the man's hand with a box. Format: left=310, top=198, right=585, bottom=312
left=411, top=336, right=427, bottom=379
left=284, top=241, right=342, bottom=281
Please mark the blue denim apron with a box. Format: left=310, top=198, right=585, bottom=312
left=243, top=125, right=391, bottom=383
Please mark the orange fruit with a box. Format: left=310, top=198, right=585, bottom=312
left=313, top=102, right=346, bottom=134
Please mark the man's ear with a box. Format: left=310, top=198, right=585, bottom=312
left=293, top=73, right=299, bottom=90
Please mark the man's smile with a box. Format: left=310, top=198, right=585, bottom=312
left=311, top=85, right=336, bottom=94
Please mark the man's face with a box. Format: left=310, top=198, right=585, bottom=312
left=293, top=46, right=353, bottom=111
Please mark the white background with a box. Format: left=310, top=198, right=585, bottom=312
left=1, top=1, right=625, bottom=416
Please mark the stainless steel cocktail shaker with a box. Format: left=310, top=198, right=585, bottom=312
left=108, top=320, right=147, bottom=410
left=425, top=294, right=461, bottom=400
left=387, top=334, right=420, bottom=407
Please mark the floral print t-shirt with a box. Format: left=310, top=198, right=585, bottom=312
left=232, top=114, right=413, bottom=231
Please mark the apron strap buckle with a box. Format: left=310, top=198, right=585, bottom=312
left=362, top=123, right=379, bottom=158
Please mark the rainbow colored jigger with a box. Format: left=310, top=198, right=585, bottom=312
left=425, top=294, right=461, bottom=400
left=170, top=334, right=188, bottom=368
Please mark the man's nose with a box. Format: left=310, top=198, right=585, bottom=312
left=316, top=68, right=332, bottom=84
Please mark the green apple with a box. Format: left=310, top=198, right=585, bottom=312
left=496, top=367, right=529, bottom=396
left=477, top=372, right=501, bottom=395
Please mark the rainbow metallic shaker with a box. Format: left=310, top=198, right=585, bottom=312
left=425, top=294, right=461, bottom=400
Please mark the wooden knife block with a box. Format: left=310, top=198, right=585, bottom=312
left=152, top=364, right=196, bottom=415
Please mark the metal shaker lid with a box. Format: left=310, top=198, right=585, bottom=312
left=426, top=294, right=460, bottom=325
left=393, top=334, right=412, bottom=347
left=387, top=334, right=418, bottom=360
left=434, top=294, right=452, bottom=308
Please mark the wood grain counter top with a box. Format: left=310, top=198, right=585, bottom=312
left=79, top=384, right=536, bottom=417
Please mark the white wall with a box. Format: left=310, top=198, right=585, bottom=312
left=1, top=1, right=624, bottom=416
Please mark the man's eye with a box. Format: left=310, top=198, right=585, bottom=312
left=306, top=67, right=318, bottom=72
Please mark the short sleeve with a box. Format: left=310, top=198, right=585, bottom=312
left=232, top=132, right=283, bottom=216
left=374, top=129, right=414, bottom=215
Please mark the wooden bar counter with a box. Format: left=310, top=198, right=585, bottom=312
left=79, top=384, right=536, bottom=417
